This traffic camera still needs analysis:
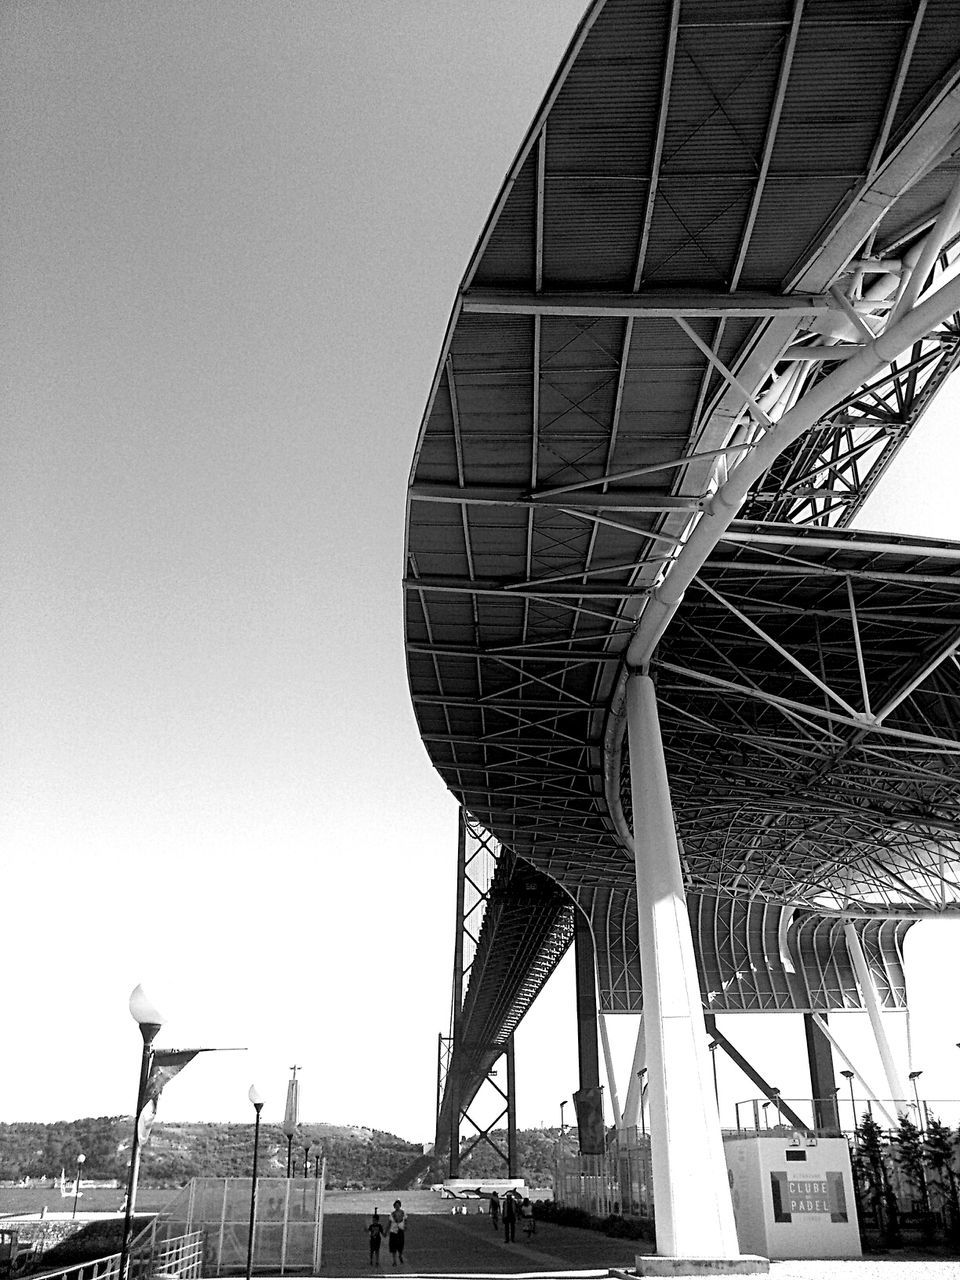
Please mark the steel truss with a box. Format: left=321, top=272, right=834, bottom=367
left=407, top=0, right=960, bottom=1163
left=579, top=884, right=911, bottom=1015
left=438, top=1035, right=518, bottom=1178
left=435, top=811, right=573, bottom=1168
left=616, top=526, right=960, bottom=913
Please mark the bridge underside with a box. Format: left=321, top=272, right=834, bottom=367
left=406, top=0, right=960, bottom=1180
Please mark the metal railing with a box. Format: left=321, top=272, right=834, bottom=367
left=20, top=1230, right=203, bottom=1280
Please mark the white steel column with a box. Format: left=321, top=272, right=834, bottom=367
left=622, top=1017, right=646, bottom=1131
left=843, top=922, right=909, bottom=1114
left=626, top=672, right=742, bottom=1262
left=598, top=1011, right=623, bottom=1129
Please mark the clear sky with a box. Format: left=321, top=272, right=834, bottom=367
left=2, top=0, right=959, bottom=1148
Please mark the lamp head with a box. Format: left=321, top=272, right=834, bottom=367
left=248, top=1084, right=264, bottom=1113
left=77, top=1153, right=86, bottom=1165
left=128, top=985, right=164, bottom=1045
left=909, top=1070, right=923, bottom=1080
left=840, top=1070, right=854, bottom=1080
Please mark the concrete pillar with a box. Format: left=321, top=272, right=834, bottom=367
left=804, top=1013, right=841, bottom=1133
left=626, top=673, right=744, bottom=1264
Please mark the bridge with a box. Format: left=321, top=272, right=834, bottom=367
left=404, top=0, right=960, bottom=1267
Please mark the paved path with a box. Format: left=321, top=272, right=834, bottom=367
left=317, top=1211, right=643, bottom=1276
left=315, top=1210, right=960, bottom=1280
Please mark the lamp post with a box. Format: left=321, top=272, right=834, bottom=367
left=118, top=986, right=164, bottom=1280
left=840, top=1070, right=856, bottom=1142
left=313, top=1146, right=322, bottom=1179
left=246, top=1086, right=264, bottom=1280
left=72, top=1154, right=85, bottom=1219
left=302, top=1137, right=311, bottom=1180
left=637, top=1067, right=648, bottom=1140
left=908, top=1070, right=924, bottom=1131
left=707, top=1040, right=719, bottom=1108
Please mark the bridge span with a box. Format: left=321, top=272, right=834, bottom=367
left=404, top=0, right=960, bottom=1267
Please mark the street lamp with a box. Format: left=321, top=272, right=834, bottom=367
left=637, top=1068, right=648, bottom=1140
left=707, top=1040, right=719, bottom=1107
left=908, top=1070, right=924, bottom=1130
left=302, top=1136, right=311, bottom=1179
left=246, top=1086, right=264, bottom=1280
left=118, top=985, right=164, bottom=1280
left=840, top=1070, right=856, bottom=1140
left=72, top=1154, right=85, bottom=1219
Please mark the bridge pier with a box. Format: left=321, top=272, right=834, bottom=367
left=804, top=1013, right=841, bottom=1133
left=573, top=911, right=605, bottom=1155
left=626, top=672, right=764, bottom=1272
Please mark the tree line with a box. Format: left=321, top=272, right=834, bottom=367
left=855, top=1111, right=960, bottom=1246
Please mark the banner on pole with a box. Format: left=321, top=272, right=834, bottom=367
left=138, top=1049, right=209, bottom=1143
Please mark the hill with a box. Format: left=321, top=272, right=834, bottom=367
left=0, top=1119, right=421, bottom=1190
left=0, top=1120, right=566, bottom=1191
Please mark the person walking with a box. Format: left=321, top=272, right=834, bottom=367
left=388, top=1200, right=406, bottom=1266
left=520, top=1197, right=535, bottom=1237
left=502, top=1191, right=516, bottom=1243
left=367, top=1210, right=385, bottom=1268
left=489, top=1191, right=501, bottom=1230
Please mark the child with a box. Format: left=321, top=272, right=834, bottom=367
left=367, top=1210, right=385, bottom=1268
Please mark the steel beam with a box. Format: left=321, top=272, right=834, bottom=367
left=704, top=1016, right=809, bottom=1132
left=461, top=288, right=833, bottom=318
left=409, top=483, right=702, bottom=512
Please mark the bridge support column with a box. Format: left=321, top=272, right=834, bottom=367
left=506, top=1036, right=517, bottom=1177
left=573, top=911, right=605, bottom=1154
left=621, top=1017, right=646, bottom=1133
left=626, top=672, right=762, bottom=1272
left=844, top=922, right=909, bottom=1114
left=448, top=1071, right=460, bottom=1178
left=804, top=1013, right=841, bottom=1133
